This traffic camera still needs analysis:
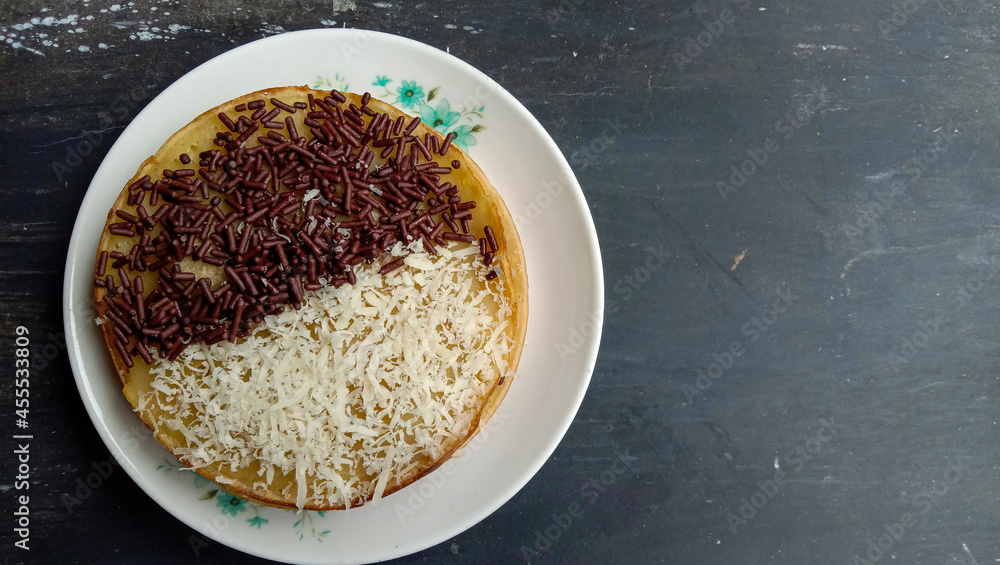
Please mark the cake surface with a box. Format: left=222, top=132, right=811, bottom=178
left=93, top=86, right=527, bottom=509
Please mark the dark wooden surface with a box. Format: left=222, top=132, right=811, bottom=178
left=3, top=0, right=1000, bottom=563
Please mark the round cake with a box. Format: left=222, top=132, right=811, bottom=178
left=93, top=86, right=528, bottom=510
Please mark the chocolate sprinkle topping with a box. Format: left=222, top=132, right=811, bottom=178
left=97, top=90, right=502, bottom=366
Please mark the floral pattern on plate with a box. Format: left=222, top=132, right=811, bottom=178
left=312, top=74, right=486, bottom=151
left=157, top=458, right=330, bottom=541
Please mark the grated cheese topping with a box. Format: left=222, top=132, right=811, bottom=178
left=141, top=242, right=513, bottom=509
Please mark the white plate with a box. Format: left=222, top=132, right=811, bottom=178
left=63, top=29, right=603, bottom=564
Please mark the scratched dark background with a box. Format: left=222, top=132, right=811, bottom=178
left=2, top=0, right=1000, bottom=563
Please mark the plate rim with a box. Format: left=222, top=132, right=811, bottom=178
left=63, top=27, right=604, bottom=564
